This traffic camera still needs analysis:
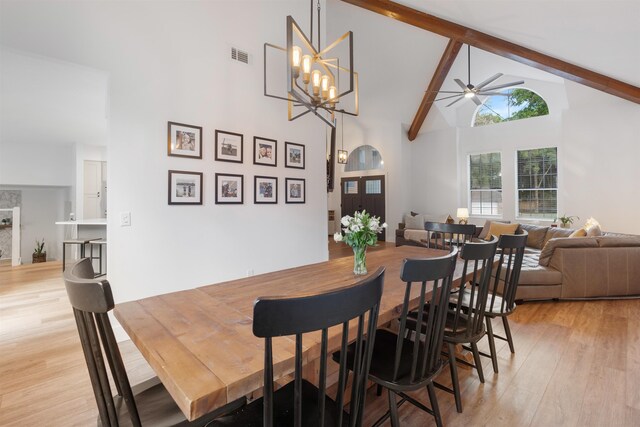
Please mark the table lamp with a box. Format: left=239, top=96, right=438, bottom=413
left=456, top=208, right=469, bottom=225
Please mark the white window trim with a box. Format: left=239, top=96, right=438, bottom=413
left=467, top=152, right=503, bottom=218
left=514, top=146, right=558, bottom=220
left=470, top=86, right=550, bottom=128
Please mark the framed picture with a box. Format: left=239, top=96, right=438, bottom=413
left=167, top=122, right=202, bottom=159
left=215, top=130, right=243, bottom=163
left=168, top=170, right=203, bottom=205
left=253, top=136, right=277, bottom=167
left=215, top=173, right=244, bottom=204
left=285, top=178, right=305, bottom=204
left=254, top=176, right=278, bottom=204
left=285, top=142, right=305, bottom=169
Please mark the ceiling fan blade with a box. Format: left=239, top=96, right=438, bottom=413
left=480, top=80, right=525, bottom=92
left=475, top=73, right=503, bottom=90
left=471, top=95, right=482, bottom=106
left=479, top=92, right=510, bottom=96
left=425, top=90, right=464, bottom=94
left=446, top=96, right=465, bottom=107
left=454, top=78, right=468, bottom=91
left=434, top=93, right=466, bottom=102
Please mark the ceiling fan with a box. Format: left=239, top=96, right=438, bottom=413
left=433, top=45, right=524, bottom=107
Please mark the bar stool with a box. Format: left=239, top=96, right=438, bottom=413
left=62, top=238, right=100, bottom=273
left=88, top=239, right=107, bottom=277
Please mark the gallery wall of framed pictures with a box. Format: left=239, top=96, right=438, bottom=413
left=165, top=121, right=307, bottom=206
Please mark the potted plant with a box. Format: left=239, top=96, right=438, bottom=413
left=556, top=214, right=579, bottom=228
left=33, top=239, right=46, bottom=263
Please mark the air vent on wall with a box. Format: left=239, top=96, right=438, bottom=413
left=231, top=47, right=249, bottom=64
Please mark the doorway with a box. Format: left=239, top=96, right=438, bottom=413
left=340, top=175, right=386, bottom=241
left=83, top=160, right=107, bottom=219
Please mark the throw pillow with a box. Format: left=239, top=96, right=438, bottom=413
left=478, top=220, right=511, bottom=240
left=569, top=228, right=587, bottom=238
left=405, top=214, right=425, bottom=230
left=485, top=222, right=519, bottom=240
left=584, top=217, right=602, bottom=237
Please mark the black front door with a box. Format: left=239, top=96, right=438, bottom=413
left=340, top=175, right=386, bottom=241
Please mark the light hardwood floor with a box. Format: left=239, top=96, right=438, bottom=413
left=1, top=254, right=639, bottom=426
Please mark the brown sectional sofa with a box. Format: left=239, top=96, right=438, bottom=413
left=395, top=221, right=640, bottom=300
left=516, top=224, right=640, bottom=300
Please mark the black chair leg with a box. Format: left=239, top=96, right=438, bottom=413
left=485, top=317, right=499, bottom=373
left=471, top=342, right=485, bottom=383
left=62, top=243, right=66, bottom=272
left=426, top=382, right=443, bottom=427
left=502, top=316, right=515, bottom=353
left=447, top=342, right=462, bottom=413
left=388, top=390, right=400, bottom=427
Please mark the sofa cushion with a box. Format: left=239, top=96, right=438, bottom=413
left=478, top=220, right=510, bottom=240
left=404, top=229, right=429, bottom=242
left=538, top=237, right=599, bottom=266
left=485, top=222, right=519, bottom=240
left=518, top=224, right=549, bottom=249
left=596, top=236, right=640, bottom=247
left=584, top=217, right=602, bottom=237
left=542, top=227, right=574, bottom=247
left=494, top=253, right=562, bottom=286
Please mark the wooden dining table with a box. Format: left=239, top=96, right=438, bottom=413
left=114, top=245, right=475, bottom=421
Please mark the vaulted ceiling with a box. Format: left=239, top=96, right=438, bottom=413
left=329, top=0, right=640, bottom=137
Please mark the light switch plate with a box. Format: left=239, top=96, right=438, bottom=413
left=120, top=211, right=131, bottom=227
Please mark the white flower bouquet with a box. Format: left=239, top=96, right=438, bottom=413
left=334, top=210, right=387, bottom=275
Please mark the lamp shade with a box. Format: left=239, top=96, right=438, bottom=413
left=457, top=208, right=469, bottom=219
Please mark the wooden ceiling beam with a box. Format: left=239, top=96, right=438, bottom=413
left=408, top=39, right=462, bottom=141
left=341, top=0, right=640, bottom=106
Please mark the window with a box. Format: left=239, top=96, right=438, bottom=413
left=517, top=147, right=557, bottom=219
left=469, top=153, right=502, bottom=216
left=473, top=88, right=549, bottom=127
left=344, top=145, right=383, bottom=172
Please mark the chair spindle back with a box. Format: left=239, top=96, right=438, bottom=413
left=488, top=232, right=528, bottom=315
left=64, top=258, right=139, bottom=427
left=424, top=222, right=477, bottom=249
left=253, top=267, right=386, bottom=427
left=393, top=250, right=458, bottom=384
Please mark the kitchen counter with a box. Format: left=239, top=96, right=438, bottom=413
left=55, top=218, right=107, bottom=226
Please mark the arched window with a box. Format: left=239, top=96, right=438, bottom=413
left=344, top=145, right=383, bottom=172
left=473, top=88, right=549, bottom=127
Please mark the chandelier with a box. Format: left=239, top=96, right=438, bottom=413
left=264, top=0, right=358, bottom=128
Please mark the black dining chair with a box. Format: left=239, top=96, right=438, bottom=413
left=209, top=267, right=385, bottom=427
left=335, top=250, right=458, bottom=427
left=408, top=236, right=499, bottom=413
left=480, top=232, right=528, bottom=373
left=64, top=258, right=242, bottom=427
left=424, top=222, right=477, bottom=249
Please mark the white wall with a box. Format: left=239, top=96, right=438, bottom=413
left=0, top=186, right=70, bottom=262
left=415, top=81, right=640, bottom=234
left=0, top=142, right=75, bottom=262
left=0, top=142, right=74, bottom=186
left=0, top=1, right=328, bottom=302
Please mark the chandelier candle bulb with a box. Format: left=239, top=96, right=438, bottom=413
left=321, top=75, right=330, bottom=99
left=311, top=70, right=322, bottom=96
left=301, top=54, right=312, bottom=84
left=328, top=85, right=337, bottom=105
left=291, top=46, right=302, bottom=77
